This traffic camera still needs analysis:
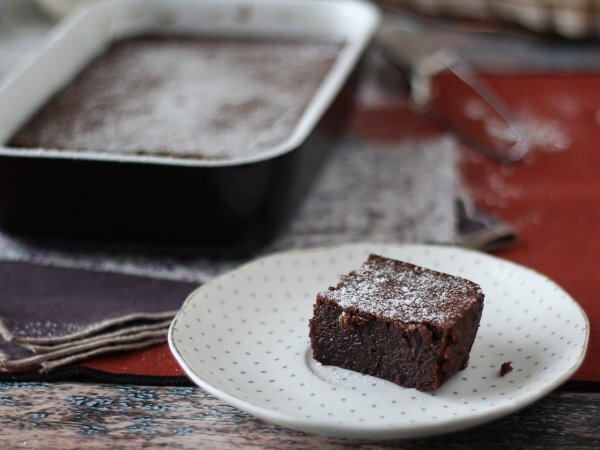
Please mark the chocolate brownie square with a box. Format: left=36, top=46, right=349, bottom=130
left=309, top=254, right=484, bottom=391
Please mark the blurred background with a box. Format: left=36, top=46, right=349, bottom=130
left=3, top=0, right=600, bottom=74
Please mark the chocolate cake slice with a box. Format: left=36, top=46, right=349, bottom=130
left=309, top=254, right=484, bottom=392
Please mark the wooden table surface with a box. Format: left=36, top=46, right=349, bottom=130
left=0, top=381, right=598, bottom=448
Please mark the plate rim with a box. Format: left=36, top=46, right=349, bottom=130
left=168, top=242, right=590, bottom=439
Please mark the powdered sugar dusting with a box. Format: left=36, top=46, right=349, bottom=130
left=9, top=320, right=84, bottom=339
left=10, top=36, right=340, bottom=160
left=322, top=254, right=481, bottom=325
left=463, top=98, right=572, bottom=154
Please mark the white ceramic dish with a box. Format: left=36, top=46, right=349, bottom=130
left=169, top=243, right=589, bottom=439
left=0, top=0, right=379, bottom=167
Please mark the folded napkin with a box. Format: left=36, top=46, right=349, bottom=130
left=0, top=261, right=196, bottom=372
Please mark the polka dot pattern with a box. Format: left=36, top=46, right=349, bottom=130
left=169, top=243, right=589, bottom=439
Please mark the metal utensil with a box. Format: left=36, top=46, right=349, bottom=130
left=377, top=25, right=530, bottom=163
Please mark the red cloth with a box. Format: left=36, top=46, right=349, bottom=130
left=458, top=75, right=600, bottom=382
left=85, top=344, right=185, bottom=376
left=84, top=74, right=599, bottom=382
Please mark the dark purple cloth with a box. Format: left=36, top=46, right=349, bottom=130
left=0, top=261, right=197, bottom=340
left=0, top=340, right=30, bottom=360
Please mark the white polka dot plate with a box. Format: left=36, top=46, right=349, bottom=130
left=168, top=243, right=589, bottom=439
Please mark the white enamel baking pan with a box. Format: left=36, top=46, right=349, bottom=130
left=0, top=0, right=380, bottom=254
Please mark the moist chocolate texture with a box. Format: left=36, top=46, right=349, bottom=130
left=309, top=254, right=484, bottom=392
left=9, top=35, right=340, bottom=160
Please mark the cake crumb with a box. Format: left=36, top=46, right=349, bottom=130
left=339, top=312, right=351, bottom=328
left=338, top=312, right=368, bottom=329
left=500, top=361, right=513, bottom=377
